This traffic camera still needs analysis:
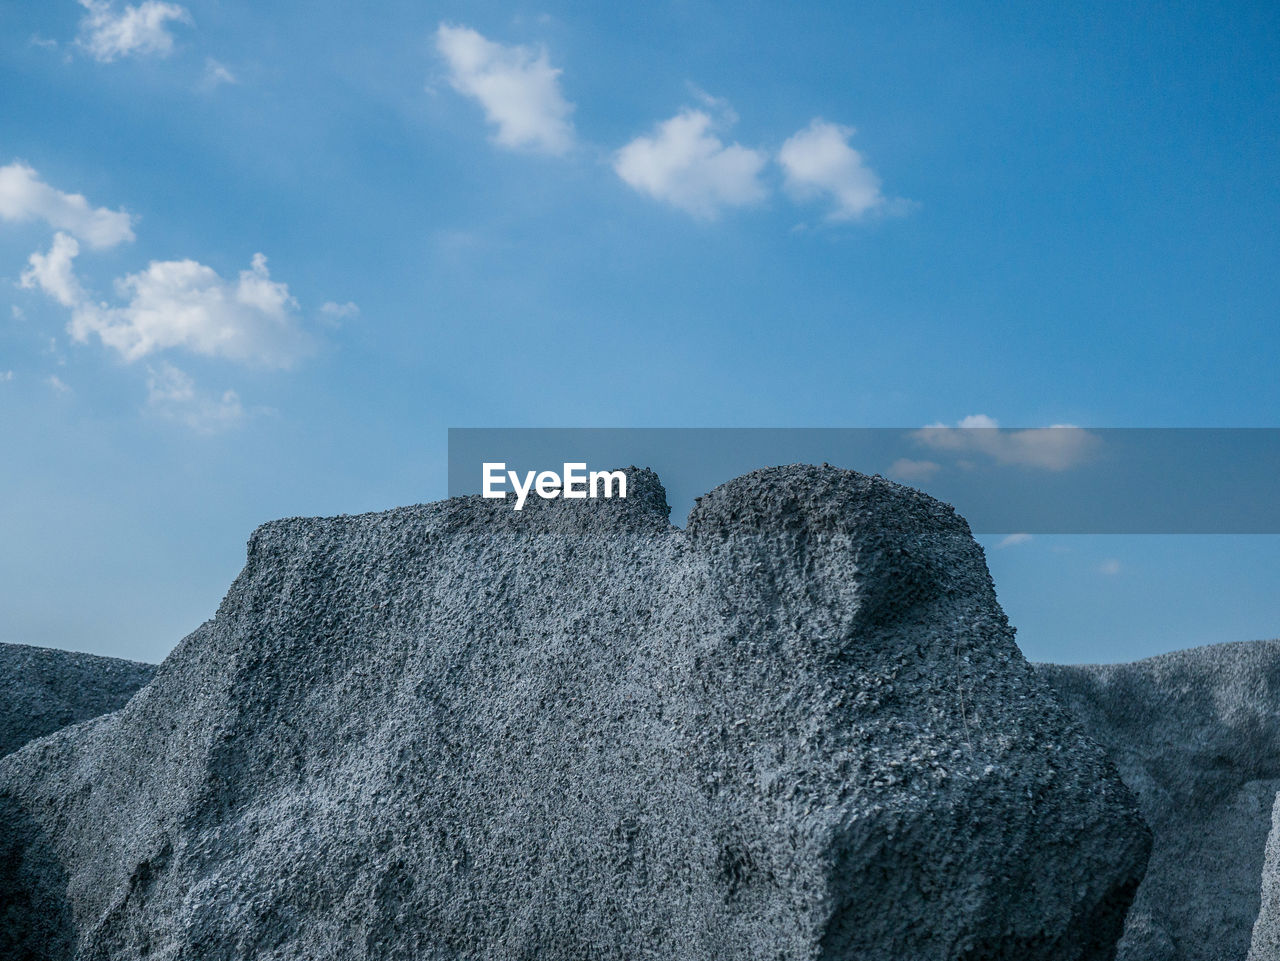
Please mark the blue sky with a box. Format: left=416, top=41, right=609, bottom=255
left=1, top=0, right=1277, bottom=665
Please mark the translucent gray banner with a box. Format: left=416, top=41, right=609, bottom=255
left=447, top=428, right=1280, bottom=533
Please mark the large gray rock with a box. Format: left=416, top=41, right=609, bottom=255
left=1040, top=640, right=1280, bottom=961
left=1, top=466, right=1149, bottom=961
left=1249, top=792, right=1280, bottom=960
left=0, top=642, right=155, bottom=757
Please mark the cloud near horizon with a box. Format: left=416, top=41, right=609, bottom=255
left=888, top=457, right=941, bottom=482
left=436, top=24, right=575, bottom=155
left=914, top=415, right=1100, bottom=471
left=0, top=162, right=135, bottom=249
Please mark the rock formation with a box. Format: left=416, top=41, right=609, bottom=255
left=0, top=642, right=155, bottom=757
left=1040, top=640, right=1280, bottom=961
left=1250, top=792, right=1280, bottom=960
left=0, top=466, right=1150, bottom=960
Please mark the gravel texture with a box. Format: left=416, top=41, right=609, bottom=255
left=1039, top=640, right=1280, bottom=961
left=1, top=465, right=1150, bottom=960
left=0, top=642, right=155, bottom=757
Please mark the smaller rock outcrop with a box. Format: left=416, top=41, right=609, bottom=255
left=0, top=642, right=155, bottom=757
left=1039, top=640, right=1280, bottom=961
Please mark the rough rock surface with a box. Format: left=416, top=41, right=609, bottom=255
left=0, top=642, right=155, bottom=757
left=1249, top=792, right=1280, bottom=960
left=1039, top=640, right=1280, bottom=961
left=1, top=466, right=1150, bottom=961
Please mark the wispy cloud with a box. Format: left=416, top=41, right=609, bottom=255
left=145, top=360, right=244, bottom=431
left=888, top=457, right=941, bottom=482
left=200, top=57, right=237, bottom=90
left=996, top=533, right=1033, bottom=549
left=914, top=415, right=1099, bottom=471
left=779, top=119, right=888, bottom=221
left=436, top=24, right=575, bottom=155
left=614, top=108, right=767, bottom=218
left=0, top=162, right=134, bottom=249
left=22, top=234, right=309, bottom=368
left=1098, top=558, right=1122, bottom=575
left=76, top=0, right=192, bottom=63
left=46, top=374, right=72, bottom=394
left=319, top=300, right=359, bottom=326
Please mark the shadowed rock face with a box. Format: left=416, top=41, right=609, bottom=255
left=1039, top=640, right=1280, bottom=961
left=0, top=466, right=1149, bottom=961
left=0, top=643, right=155, bottom=757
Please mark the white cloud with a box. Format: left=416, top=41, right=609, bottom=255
left=0, top=162, right=135, bottom=248
left=319, top=300, right=359, bottom=325
left=201, top=58, right=237, bottom=89
left=76, top=0, right=192, bottom=63
left=145, top=360, right=243, bottom=431
left=615, top=109, right=767, bottom=218
left=996, top=533, right=1033, bottom=549
left=46, top=374, right=71, bottom=393
left=0, top=370, right=13, bottom=382
left=914, top=415, right=1099, bottom=471
left=1098, top=558, right=1122, bottom=576
left=86, top=252, right=306, bottom=366
left=21, top=235, right=308, bottom=368
left=436, top=24, right=574, bottom=155
left=888, top=458, right=941, bottom=482
left=779, top=119, right=886, bottom=221
left=20, top=232, right=86, bottom=307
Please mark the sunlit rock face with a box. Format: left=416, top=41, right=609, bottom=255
left=1, top=466, right=1148, bottom=961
